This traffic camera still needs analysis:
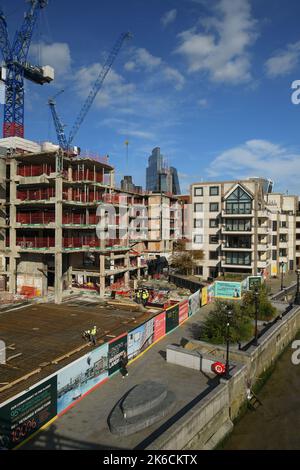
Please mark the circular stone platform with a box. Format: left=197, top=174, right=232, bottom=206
left=108, top=381, right=176, bottom=436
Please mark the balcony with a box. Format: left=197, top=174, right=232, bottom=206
left=222, top=210, right=253, bottom=218
left=257, top=244, right=269, bottom=251
left=222, top=244, right=252, bottom=252
left=257, top=226, right=269, bottom=234
left=221, top=225, right=253, bottom=234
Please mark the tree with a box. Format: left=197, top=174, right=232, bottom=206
left=242, top=285, right=277, bottom=321
left=170, top=245, right=204, bottom=275
left=199, top=300, right=253, bottom=345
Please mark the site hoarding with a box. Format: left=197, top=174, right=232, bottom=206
left=207, top=283, right=215, bottom=303
left=214, top=281, right=241, bottom=299
left=179, top=299, right=189, bottom=324
left=127, top=318, right=154, bottom=361
left=57, top=343, right=109, bottom=414
left=108, top=334, right=128, bottom=376
left=166, top=304, right=179, bottom=333
left=0, top=377, right=57, bottom=450
left=153, top=311, right=166, bottom=342
left=201, top=286, right=208, bottom=307
left=188, top=290, right=200, bottom=316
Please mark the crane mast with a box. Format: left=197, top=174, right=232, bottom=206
left=0, top=0, right=54, bottom=138
left=49, top=32, right=132, bottom=151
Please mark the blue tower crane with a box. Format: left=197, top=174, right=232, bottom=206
left=48, top=32, right=132, bottom=151
left=0, top=0, right=54, bottom=138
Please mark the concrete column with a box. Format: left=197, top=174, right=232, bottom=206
left=137, top=256, right=141, bottom=280
left=124, top=252, right=130, bottom=287
left=99, top=253, right=105, bottom=298
left=55, top=163, right=63, bottom=303
left=8, top=158, right=17, bottom=294
left=110, top=169, right=115, bottom=188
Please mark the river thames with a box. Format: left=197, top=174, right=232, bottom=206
left=223, top=337, right=300, bottom=450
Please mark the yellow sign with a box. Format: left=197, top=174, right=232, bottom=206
left=271, top=263, right=277, bottom=276
left=201, top=286, right=208, bottom=307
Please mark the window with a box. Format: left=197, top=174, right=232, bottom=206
left=279, top=234, right=287, bottom=243
left=209, top=235, right=219, bottom=244
left=209, top=219, right=219, bottom=228
left=194, top=203, right=203, bottom=212
left=194, top=219, right=203, bottom=228
left=281, top=221, right=287, bottom=228
left=279, top=248, right=287, bottom=257
left=209, top=251, right=219, bottom=260
left=225, top=235, right=251, bottom=249
left=210, top=202, right=219, bottom=212
left=195, top=266, right=203, bottom=275
left=225, top=251, right=251, bottom=265
left=194, top=187, right=203, bottom=196
left=272, top=221, right=277, bottom=231
left=225, top=186, right=252, bottom=214
left=272, top=235, right=277, bottom=246
left=272, top=250, right=277, bottom=261
left=209, top=186, right=219, bottom=196
left=225, top=219, right=251, bottom=231
left=194, top=235, right=203, bottom=244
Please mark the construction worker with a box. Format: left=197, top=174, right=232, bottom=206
left=142, top=289, right=149, bottom=307
left=90, top=325, right=97, bottom=346
left=135, top=289, right=141, bottom=304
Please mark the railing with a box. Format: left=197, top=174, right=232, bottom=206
left=18, top=164, right=55, bottom=177
left=63, top=237, right=129, bottom=248
left=72, top=169, right=103, bottom=183
left=16, top=237, right=55, bottom=248
left=17, top=212, right=55, bottom=224
left=17, top=188, right=55, bottom=201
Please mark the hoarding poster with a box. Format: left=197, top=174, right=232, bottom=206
left=214, top=281, right=241, bottom=299
left=188, top=290, right=200, bottom=316
left=108, top=334, right=128, bottom=376
left=179, top=299, right=189, bottom=324
left=57, top=343, right=109, bottom=414
left=201, top=286, right=208, bottom=307
left=248, top=276, right=262, bottom=291
left=207, top=283, right=215, bottom=303
left=153, top=311, right=166, bottom=342
left=271, top=263, right=278, bottom=277
left=166, top=304, right=179, bottom=333
left=127, top=319, right=154, bottom=361
left=0, top=377, right=57, bottom=450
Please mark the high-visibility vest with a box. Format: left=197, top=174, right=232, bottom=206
left=142, top=291, right=148, bottom=300
left=91, top=327, right=97, bottom=336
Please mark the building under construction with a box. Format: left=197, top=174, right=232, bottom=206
left=0, top=138, right=182, bottom=304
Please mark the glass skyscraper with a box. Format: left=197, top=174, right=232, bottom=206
left=146, top=147, right=181, bottom=195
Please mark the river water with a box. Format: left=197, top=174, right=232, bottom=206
left=223, top=339, right=300, bottom=450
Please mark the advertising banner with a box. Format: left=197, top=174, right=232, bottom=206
left=188, top=290, right=200, bottom=316
left=153, top=311, right=166, bottom=342
left=207, top=283, right=215, bottom=303
left=127, top=318, right=154, bottom=361
left=166, top=304, right=179, bottom=333
left=0, top=377, right=57, bottom=450
left=108, top=334, right=128, bottom=376
left=214, top=281, right=241, bottom=299
left=179, top=299, right=189, bottom=324
left=201, top=286, right=208, bottom=307
left=57, top=343, right=109, bottom=414
left=271, top=263, right=278, bottom=277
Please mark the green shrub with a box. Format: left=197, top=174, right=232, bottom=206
left=242, top=285, right=277, bottom=321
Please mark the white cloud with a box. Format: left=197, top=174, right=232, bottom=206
left=265, top=41, right=300, bottom=78
left=197, top=98, right=208, bottom=108
left=30, top=42, right=71, bottom=77
left=118, top=129, right=155, bottom=140
left=125, top=47, right=185, bottom=90
left=175, top=0, right=258, bottom=84
left=161, top=9, right=177, bottom=28
left=207, top=139, right=300, bottom=192
left=74, top=63, right=135, bottom=108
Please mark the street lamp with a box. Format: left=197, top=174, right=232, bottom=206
left=280, top=261, right=285, bottom=291
left=224, top=307, right=232, bottom=379
left=253, top=287, right=259, bottom=346
left=294, top=269, right=300, bottom=305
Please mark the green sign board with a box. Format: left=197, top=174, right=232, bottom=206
left=248, top=276, right=262, bottom=290
left=0, top=376, right=57, bottom=450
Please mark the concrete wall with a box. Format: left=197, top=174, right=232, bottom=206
left=166, top=345, right=224, bottom=375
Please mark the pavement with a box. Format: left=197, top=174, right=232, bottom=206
left=22, top=306, right=215, bottom=450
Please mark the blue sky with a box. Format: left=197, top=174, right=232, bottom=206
left=2, top=0, right=300, bottom=193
